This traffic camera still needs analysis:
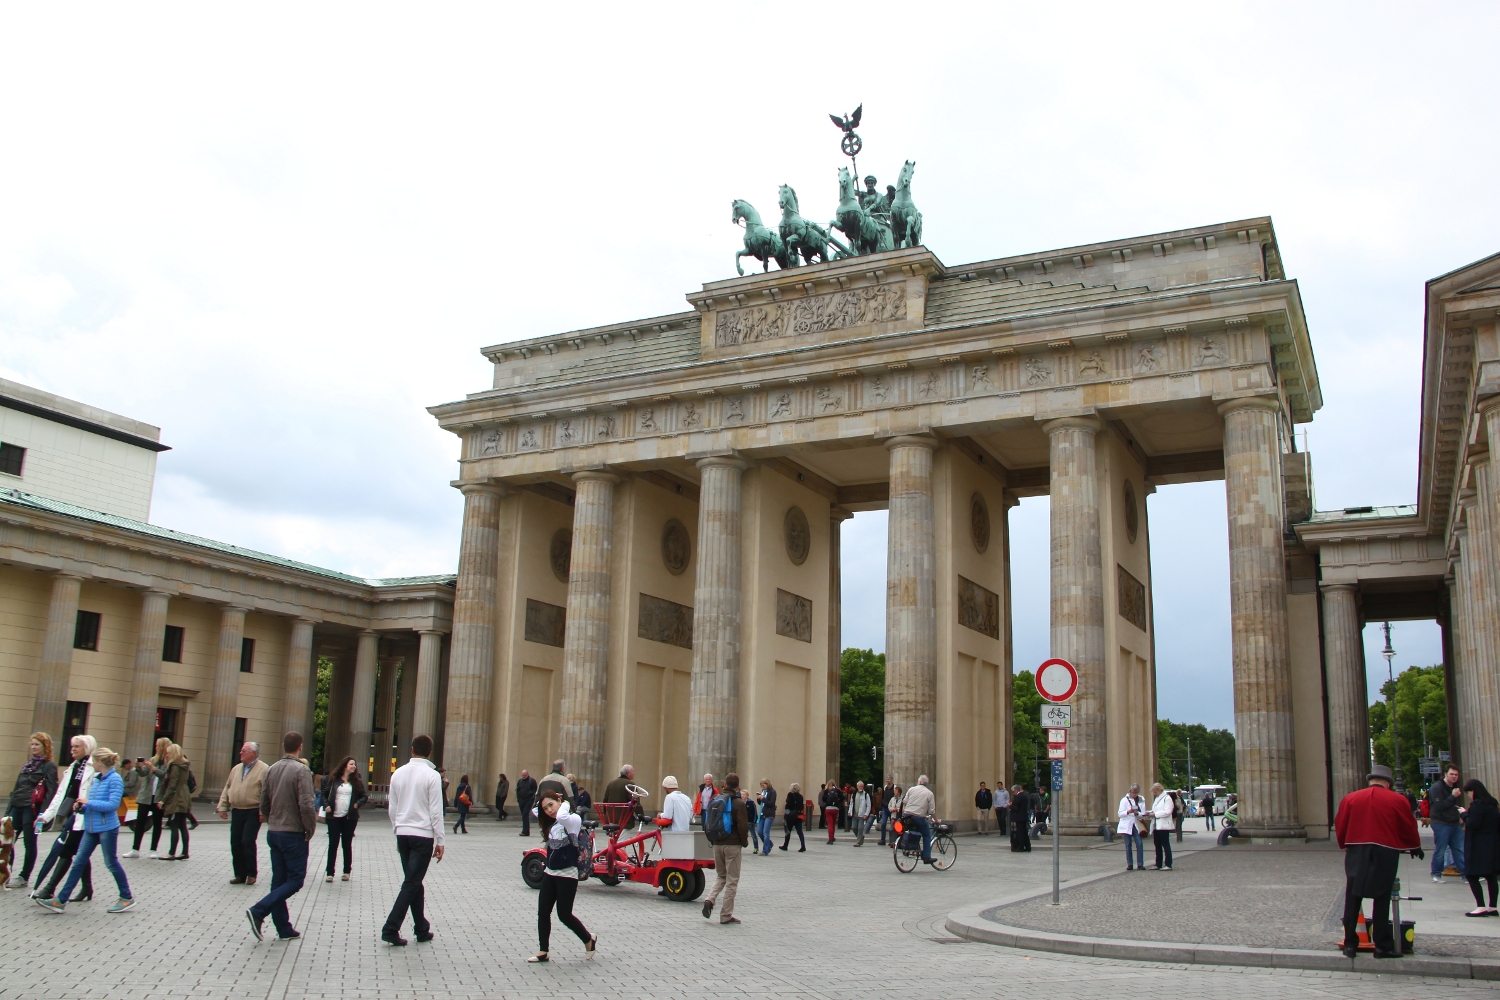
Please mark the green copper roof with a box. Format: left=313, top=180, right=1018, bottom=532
left=0, top=489, right=454, bottom=590
left=1308, top=504, right=1418, bottom=523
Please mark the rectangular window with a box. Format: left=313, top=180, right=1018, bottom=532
left=239, top=636, right=255, bottom=673
left=154, top=707, right=179, bottom=744
left=63, top=701, right=89, bottom=743
left=232, top=718, right=247, bottom=764
left=162, top=625, right=184, bottom=663
left=0, top=442, right=24, bottom=477
left=73, top=610, right=101, bottom=651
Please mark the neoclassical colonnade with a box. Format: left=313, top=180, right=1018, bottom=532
left=431, top=222, right=1323, bottom=830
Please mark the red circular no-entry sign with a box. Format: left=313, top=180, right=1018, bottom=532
left=1035, top=658, right=1078, bottom=703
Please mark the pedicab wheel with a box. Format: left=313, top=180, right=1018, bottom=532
left=893, top=845, right=919, bottom=873
left=522, top=854, right=546, bottom=889
left=689, top=868, right=706, bottom=900
left=661, top=867, right=693, bottom=901
left=931, top=835, right=957, bottom=871
left=597, top=870, right=621, bottom=886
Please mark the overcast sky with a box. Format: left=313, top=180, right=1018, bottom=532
left=3, top=6, right=1495, bottom=731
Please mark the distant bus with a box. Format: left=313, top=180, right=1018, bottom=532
left=1191, top=784, right=1229, bottom=814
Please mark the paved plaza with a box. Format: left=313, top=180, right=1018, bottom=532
left=1, top=817, right=1496, bottom=999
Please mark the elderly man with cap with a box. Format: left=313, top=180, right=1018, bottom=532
left=659, top=776, right=693, bottom=833
left=1335, top=764, right=1423, bottom=958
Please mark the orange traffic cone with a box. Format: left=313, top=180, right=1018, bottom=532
left=1338, top=910, right=1375, bottom=952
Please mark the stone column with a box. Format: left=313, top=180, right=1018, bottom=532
left=370, top=649, right=398, bottom=785
left=557, top=471, right=619, bottom=792
left=30, top=573, right=83, bottom=738
left=1042, top=417, right=1106, bottom=834
left=1466, top=460, right=1500, bottom=782
left=204, top=606, right=249, bottom=796
left=1440, top=584, right=1461, bottom=774
left=688, top=457, right=748, bottom=782
left=1319, top=584, right=1367, bottom=809
left=827, top=507, right=852, bottom=782
left=884, top=437, right=937, bottom=789
left=1218, top=397, right=1302, bottom=837
left=442, top=483, right=506, bottom=798
left=282, top=618, right=317, bottom=740
left=348, top=630, right=380, bottom=778
left=124, top=590, right=171, bottom=761
left=1452, top=527, right=1480, bottom=777
left=413, top=630, right=445, bottom=740
left=397, top=634, right=419, bottom=766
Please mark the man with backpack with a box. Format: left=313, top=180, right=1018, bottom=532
left=701, top=773, right=748, bottom=925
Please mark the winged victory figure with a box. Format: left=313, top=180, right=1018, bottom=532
left=829, top=104, right=863, bottom=134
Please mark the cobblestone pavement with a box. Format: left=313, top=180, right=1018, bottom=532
left=1, top=818, right=1494, bottom=999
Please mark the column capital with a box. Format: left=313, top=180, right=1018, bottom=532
left=1319, top=582, right=1359, bottom=594
left=456, top=480, right=508, bottom=498
left=1215, top=394, right=1283, bottom=418
left=1477, top=395, right=1500, bottom=417
left=144, top=587, right=175, bottom=598
left=695, top=455, right=749, bottom=472
left=220, top=604, right=251, bottom=615
left=830, top=505, right=853, bottom=523
left=51, top=571, right=86, bottom=583
left=883, top=433, right=939, bottom=452
left=1040, top=415, right=1102, bottom=437
left=294, top=616, right=320, bottom=625
left=571, top=470, right=620, bottom=486
left=418, top=628, right=446, bottom=638
left=358, top=628, right=381, bottom=637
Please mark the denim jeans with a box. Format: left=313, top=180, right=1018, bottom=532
left=877, top=808, right=890, bottom=844
left=756, top=815, right=773, bottom=854
left=1432, top=822, right=1466, bottom=876
left=59, top=827, right=130, bottom=902
left=251, top=831, right=309, bottom=937
left=903, top=814, right=934, bottom=860
left=1122, top=830, right=1144, bottom=867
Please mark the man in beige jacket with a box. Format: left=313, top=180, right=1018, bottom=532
left=217, top=742, right=269, bottom=885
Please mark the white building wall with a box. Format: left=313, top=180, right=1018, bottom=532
left=0, top=406, right=159, bottom=521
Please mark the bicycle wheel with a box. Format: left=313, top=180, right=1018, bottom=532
left=893, top=846, right=919, bottom=872
left=931, top=834, right=957, bottom=870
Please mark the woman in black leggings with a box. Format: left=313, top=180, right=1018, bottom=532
left=529, top=790, right=595, bottom=963
left=321, top=757, right=366, bottom=882
left=1461, top=779, right=1498, bottom=917
left=780, top=783, right=806, bottom=851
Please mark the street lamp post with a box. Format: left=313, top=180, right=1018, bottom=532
left=1381, top=621, right=1405, bottom=792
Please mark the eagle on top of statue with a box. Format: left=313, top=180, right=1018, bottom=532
left=829, top=104, right=862, bottom=134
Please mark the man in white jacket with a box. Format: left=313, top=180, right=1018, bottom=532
left=382, top=734, right=445, bottom=946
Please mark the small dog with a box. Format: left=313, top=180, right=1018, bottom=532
left=0, top=815, right=15, bottom=886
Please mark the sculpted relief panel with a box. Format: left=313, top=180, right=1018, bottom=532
left=638, top=593, right=694, bottom=649
left=1117, top=564, right=1147, bottom=631
left=714, top=283, right=906, bottom=347
left=957, top=576, right=1000, bottom=639
left=525, top=598, right=567, bottom=648
left=775, top=589, right=813, bottom=643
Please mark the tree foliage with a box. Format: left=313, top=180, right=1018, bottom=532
left=1157, top=719, right=1236, bottom=790
left=1012, top=670, right=1046, bottom=790
left=1370, top=664, right=1447, bottom=788
left=309, top=655, right=333, bottom=773
left=838, top=648, right=885, bottom=785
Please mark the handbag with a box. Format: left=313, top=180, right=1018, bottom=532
left=458, top=791, right=471, bottom=807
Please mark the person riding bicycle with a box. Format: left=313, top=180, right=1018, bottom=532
left=898, top=776, right=938, bottom=865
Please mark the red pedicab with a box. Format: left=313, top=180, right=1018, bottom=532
left=520, top=798, right=713, bottom=902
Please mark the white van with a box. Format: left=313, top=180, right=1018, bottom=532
left=1191, top=784, right=1229, bottom=814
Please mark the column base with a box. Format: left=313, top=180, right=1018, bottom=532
left=1229, top=825, right=1308, bottom=845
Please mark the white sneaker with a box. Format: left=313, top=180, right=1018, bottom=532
left=4, top=876, right=26, bottom=889
left=121, top=850, right=140, bottom=859
left=1432, top=875, right=1444, bottom=883
left=147, top=851, right=160, bottom=859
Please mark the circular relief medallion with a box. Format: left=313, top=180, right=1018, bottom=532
left=549, top=528, right=572, bottom=583
left=1123, top=479, right=1139, bottom=545
left=970, top=492, right=990, bottom=554
left=784, top=506, right=810, bottom=566
left=661, top=518, right=690, bottom=575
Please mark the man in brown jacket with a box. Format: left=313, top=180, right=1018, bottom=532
left=701, top=772, right=748, bottom=925
left=247, top=732, right=316, bottom=942
left=216, top=742, right=269, bottom=885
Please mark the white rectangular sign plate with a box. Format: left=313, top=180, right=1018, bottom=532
left=1040, top=704, right=1072, bottom=728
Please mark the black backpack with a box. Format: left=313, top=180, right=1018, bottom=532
left=705, top=792, right=736, bottom=842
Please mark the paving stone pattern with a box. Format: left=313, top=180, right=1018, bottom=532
left=0, top=820, right=1490, bottom=999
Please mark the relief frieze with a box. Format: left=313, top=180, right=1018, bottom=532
left=638, top=593, right=694, bottom=649
left=775, top=588, right=813, bottom=642
left=957, top=576, right=1000, bottom=639
left=524, top=598, right=567, bottom=648
left=714, top=282, right=906, bottom=347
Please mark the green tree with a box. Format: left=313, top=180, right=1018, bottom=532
left=1157, top=720, right=1236, bottom=791
left=309, top=655, right=333, bottom=773
left=1369, top=664, right=1447, bottom=789
left=1013, top=670, right=1045, bottom=791
left=838, top=648, right=885, bottom=785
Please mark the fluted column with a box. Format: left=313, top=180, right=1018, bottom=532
left=557, top=471, right=618, bottom=792
left=443, top=483, right=506, bottom=796
left=1453, top=525, right=1480, bottom=777
left=370, top=650, right=398, bottom=784
left=1320, top=584, right=1367, bottom=809
left=1043, top=417, right=1106, bottom=833
left=1467, top=459, right=1500, bottom=783
left=282, top=618, right=317, bottom=739
left=204, top=606, right=249, bottom=796
left=397, top=635, right=419, bottom=766
left=348, top=630, right=380, bottom=778
left=31, top=573, right=83, bottom=738
left=828, top=507, right=852, bottom=782
left=1218, top=397, right=1301, bottom=836
left=884, top=437, right=937, bottom=789
left=688, top=457, right=748, bottom=781
left=413, top=629, right=445, bottom=740
left=125, top=590, right=171, bottom=761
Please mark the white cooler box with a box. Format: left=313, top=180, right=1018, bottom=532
left=661, top=830, right=713, bottom=860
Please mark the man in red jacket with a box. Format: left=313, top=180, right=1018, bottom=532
left=1334, top=764, right=1423, bottom=958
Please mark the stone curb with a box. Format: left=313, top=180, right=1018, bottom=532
left=944, top=901, right=1500, bottom=980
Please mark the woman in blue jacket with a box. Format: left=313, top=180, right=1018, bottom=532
left=34, top=748, right=135, bottom=913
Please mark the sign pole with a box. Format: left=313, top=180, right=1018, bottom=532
left=1052, top=780, right=1060, bottom=904
left=1035, top=660, right=1077, bottom=908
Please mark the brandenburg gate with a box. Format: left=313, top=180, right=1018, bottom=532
left=429, top=215, right=1323, bottom=840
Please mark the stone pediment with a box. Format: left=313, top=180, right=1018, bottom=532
left=687, top=246, right=942, bottom=360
